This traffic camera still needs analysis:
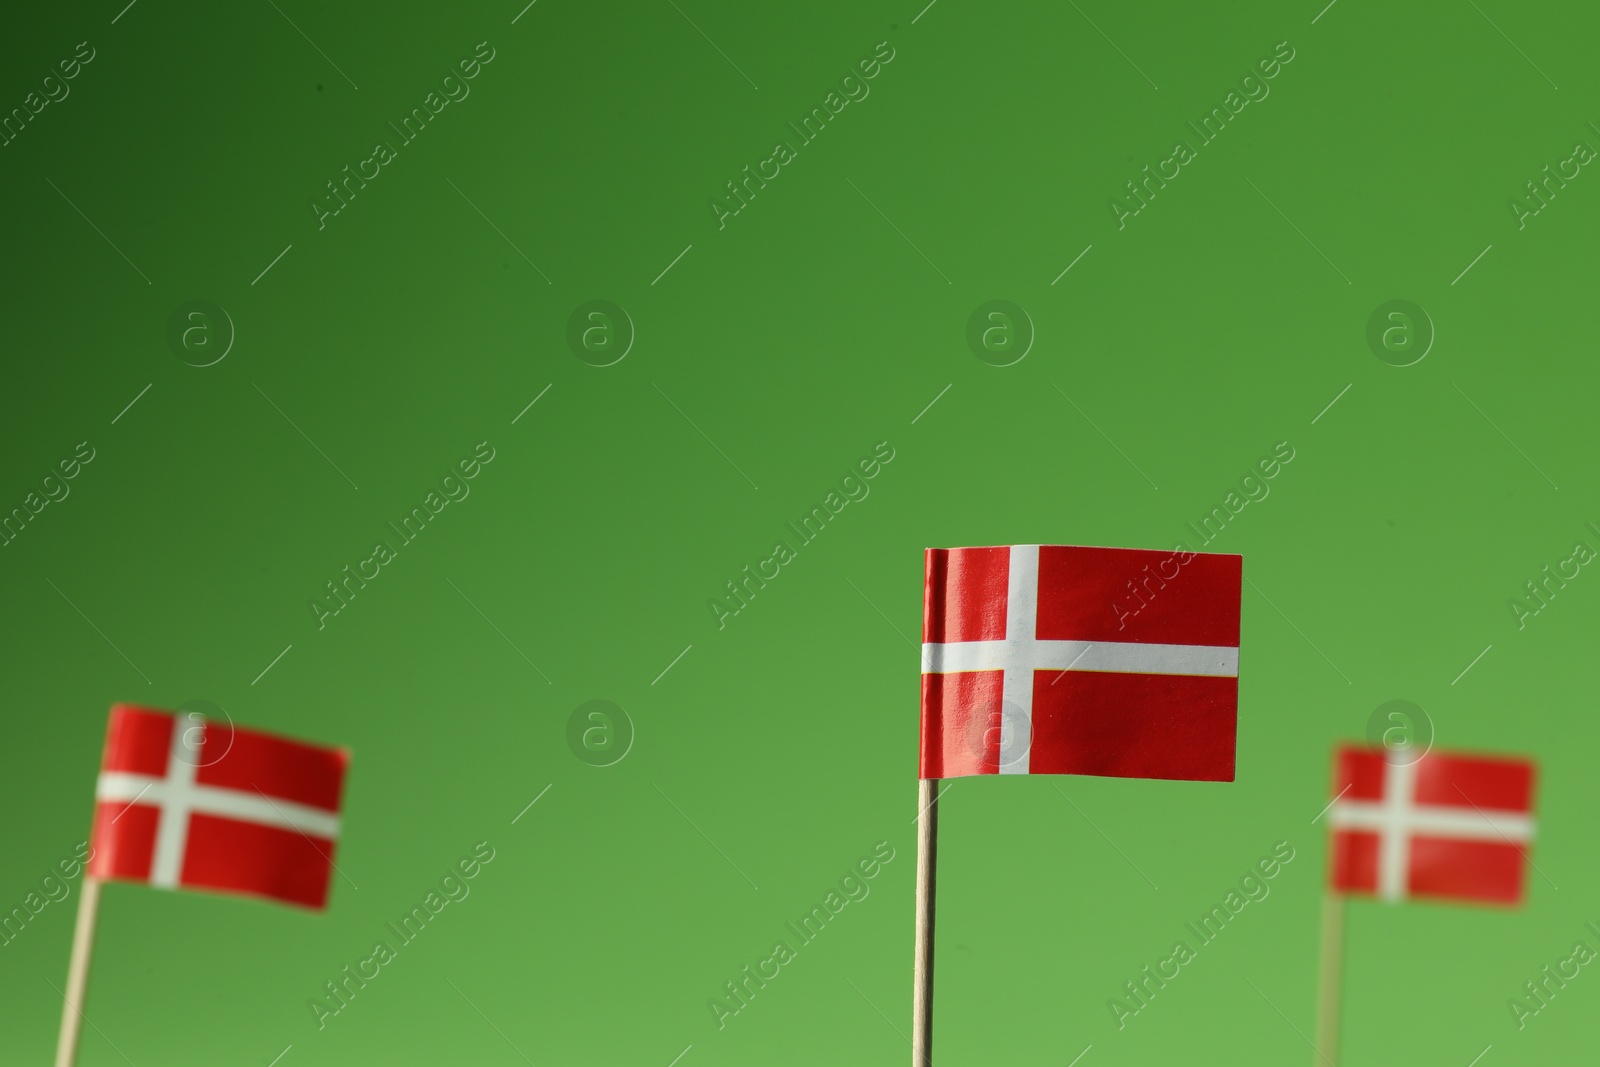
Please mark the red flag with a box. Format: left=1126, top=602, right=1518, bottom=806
left=1326, top=745, right=1537, bottom=906
left=920, top=544, right=1241, bottom=781
left=89, top=705, right=350, bottom=910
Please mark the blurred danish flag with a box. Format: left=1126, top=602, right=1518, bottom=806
left=920, top=544, right=1242, bottom=781
left=1326, top=745, right=1538, bottom=906
left=89, top=705, right=350, bottom=909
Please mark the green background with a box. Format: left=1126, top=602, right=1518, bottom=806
left=2, top=0, right=1597, bottom=1063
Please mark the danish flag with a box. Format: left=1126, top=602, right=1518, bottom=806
left=89, top=705, right=350, bottom=910
left=1326, top=745, right=1537, bottom=905
left=920, top=544, right=1242, bottom=781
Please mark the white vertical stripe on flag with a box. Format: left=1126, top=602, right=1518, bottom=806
left=149, top=714, right=199, bottom=889
left=1377, top=758, right=1418, bottom=902
left=999, top=544, right=1040, bottom=775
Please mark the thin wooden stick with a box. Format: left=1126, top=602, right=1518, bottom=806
left=54, top=875, right=102, bottom=1067
left=912, top=778, right=939, bottom=1067
left=1313, top=889, right=1344, bottom=1066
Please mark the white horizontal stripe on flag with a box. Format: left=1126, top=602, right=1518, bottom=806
left=98, top=771, right=342, bottom=841
left=1328, top=801, right=1534, bottom=841
left=922, top=638, right=1239, bottom=678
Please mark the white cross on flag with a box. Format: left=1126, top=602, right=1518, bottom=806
left=89, top=705, right=350, bottom=909
left=1326, top=745, right=1537, bottom=905
left=920, top=544, right=1242, bottom=781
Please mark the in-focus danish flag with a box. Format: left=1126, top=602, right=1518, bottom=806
left=89, top=705, right=350, bottom=910
left=1326, top=745, right=1537, bottom=906
left=920, top=544, right=1242, bottom=780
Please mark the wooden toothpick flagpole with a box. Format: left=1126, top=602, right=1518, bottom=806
left=54, top=875, right=103, bottom=1067
left=913, top=777, right=939, bottom=1067
left=1313, top=889, right=1345, bottom=1066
